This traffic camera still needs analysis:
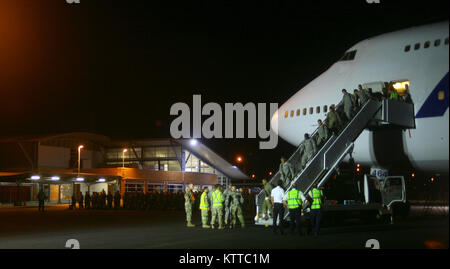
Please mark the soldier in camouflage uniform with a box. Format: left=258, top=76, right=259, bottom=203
left=326, top=105, right=342, bottom=135
left=279, top=156, right=295, bottom=189
left=184, top=184, right=196, bottom=227
left=316, top=119, right=330, bottom=147
left=342, top=89, right=354, bottom=121
left=261, top=179, right=273, bottom=220
left=300, top=133, right=318, bottom=169
left=226, top=186, right=245, bottom=228
left=222, top=184, right=233, bottom=227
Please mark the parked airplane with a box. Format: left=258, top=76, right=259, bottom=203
left=272, top=21, right=449, bottom=176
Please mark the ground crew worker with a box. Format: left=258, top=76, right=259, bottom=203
left=227, top=186, right=245, bottom=228
left=283, top=185, right=305, bottom=236
left=261, top=179, right=273, bottom=220
left=199, top=187, right=211, bottom=228
left=326, top=105, right=342, bottom=135
left=184, top=184, right=196, bottom=227
left=389, top=88, right=399, bottom=100
left=342, top=89, right=354, bottom=121
left=308, top=183, right=324, bottom=236
left=223, top=184, right=232, bottom=227
left=210, top=184, right=224, bottom=229
left=279, top=156, right=295, bottom=189
left=300, top=133, right=317, bottom=169
left=37, top=188, right=46, bottom=212
left=271, top=180, right=286, bottom=235
left=316, top=119, right=330, bottom=147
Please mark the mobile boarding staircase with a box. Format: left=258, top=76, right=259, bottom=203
left=255, top=98, right=416, bottom=225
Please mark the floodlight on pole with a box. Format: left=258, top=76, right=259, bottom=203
left=122, top=148, right=128, bottom=169
left=78, top=145, right=84, bottom=176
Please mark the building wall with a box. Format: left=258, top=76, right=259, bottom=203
left=38, top=145, right=71, bottom=169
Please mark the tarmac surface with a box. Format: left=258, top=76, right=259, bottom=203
left=0, top=205, right=448, bottom=249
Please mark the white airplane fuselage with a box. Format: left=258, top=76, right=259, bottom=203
left=272, top=22, right=449, bottom=176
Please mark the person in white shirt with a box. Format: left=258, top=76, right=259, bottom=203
left=270, top=180, right=286, bottom=235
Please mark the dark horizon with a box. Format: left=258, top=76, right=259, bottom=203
left=1, top=0, right=448, bottom=178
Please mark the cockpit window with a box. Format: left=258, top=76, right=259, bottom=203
left=339, top=50, right=357, bottom=61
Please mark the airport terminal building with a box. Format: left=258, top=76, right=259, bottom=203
left=0, top=133, right=248, bottom=205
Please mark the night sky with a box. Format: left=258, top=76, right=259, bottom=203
left=0, top=0, right=448, bottom=178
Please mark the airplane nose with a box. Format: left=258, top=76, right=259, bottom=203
left=270, top=109, right=279, bottom=135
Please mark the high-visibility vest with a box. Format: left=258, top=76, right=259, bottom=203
left=286, top=189, right=303, bottom=209
left=389, top=90, right=399, bottom=100
left=199, top=192, right=209, bottom=210
left=211, top=190, right=223, bottom=207
left=309, top=188, right=323, bottom=210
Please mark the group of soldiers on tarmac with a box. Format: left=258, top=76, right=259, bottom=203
left=71, top=190, right=121, bottom=210
left=184, top=183, right=246, bottom=229
left=66, top=186, right=255, bottom=214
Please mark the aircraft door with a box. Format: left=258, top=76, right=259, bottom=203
left=381, top=176, right=406, bottom=208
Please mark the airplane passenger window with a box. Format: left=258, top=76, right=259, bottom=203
left=434, top=39, right=441, bottom=46
left=297, top=109, right=301, bottom=116
left=414, top=43, right=420, bottom=50
left=316, top=106, right=320, bottom=114
left=424, top=41, right=430, bottom=48
left=285, top=111, right=288, bottom=118
left=404, top=45, right=410, bottom=52
left=323, top=105, right=328, bottom=113
left=445, top=37, right=449, bottom=45
left=309, top=107, right=313, bottom=115
left=290, top=110, right=294, bottom=117
left=303, top=108, right=307, bottom=115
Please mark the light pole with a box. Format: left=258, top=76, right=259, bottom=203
left=122, top=148, right=128, bottom=169
left=78, top=145, right=84, bottom=176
